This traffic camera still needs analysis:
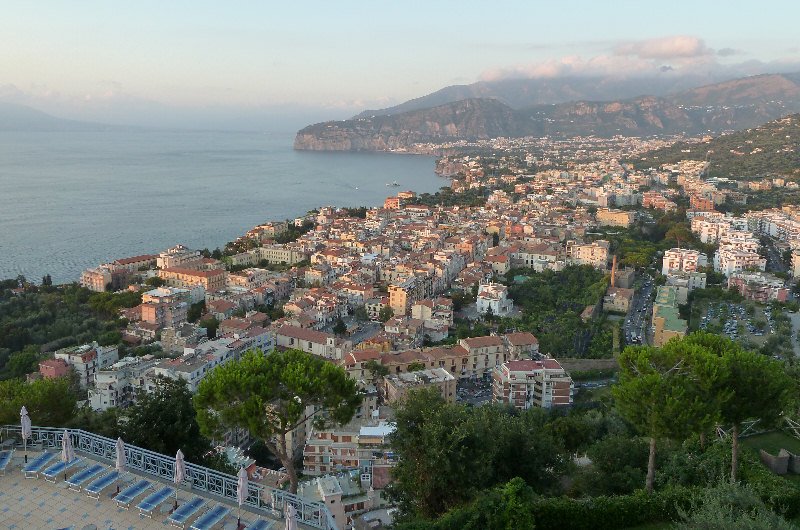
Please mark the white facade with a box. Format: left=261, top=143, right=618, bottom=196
left=476, top=282, right=513, bottom=316
left=662, top=248, right=708, bottom=275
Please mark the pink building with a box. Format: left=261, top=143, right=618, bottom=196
left=39, top=359, right=70, bottom=380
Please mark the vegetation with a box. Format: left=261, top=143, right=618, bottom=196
left=629, top=114, right=800, bottom=178
left=194, top=348, right=361, bottom=493
left=0, top=377, right=76, bottom=427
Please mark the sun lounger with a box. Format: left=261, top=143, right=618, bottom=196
left=168, top=496, right=208, bottom=529
left=114, top=479, right=152, bottom=509
left=41, top=457, right=83, bottom=483
left=0, top=450, right=13, bottom=476
left=189, top=505, right=231, bottom=530
left=66, top=463, right=105, bottom=491
left=85, top=470, right=120, bottom=499
left=136, top=486, right=175, bottom=517
left=244, top=518, right=274, bottom=530
left=23, top=451, right=56, bottom=479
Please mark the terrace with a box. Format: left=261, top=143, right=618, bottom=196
left=0, top=426, right=336, bottom=530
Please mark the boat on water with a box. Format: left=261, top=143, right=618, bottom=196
left=386, top=180, right=399, bottom=187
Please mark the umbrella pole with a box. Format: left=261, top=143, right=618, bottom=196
left=23, top=439, right=27, bottom=464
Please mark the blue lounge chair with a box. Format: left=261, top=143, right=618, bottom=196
left=168, top=496, right=208, bottom=529
left=0, top=450, right=13, bottom=476
left=66, top=463, right=105, bottom=491
left=23, top=451, right=56, bottom=479
left=41, top=457, right=83, bottom=483
left=190, top=505, right=230, bottom=530
left=136, top=486, right=175, bottom=517
left=85, top=470, right=120, bottom=499
left=114, top=479, right=152, bottom=509
left=243, top=518, right=274, bottom=530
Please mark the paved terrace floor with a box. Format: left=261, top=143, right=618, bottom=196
left=0, top=451, right=305, bottom=530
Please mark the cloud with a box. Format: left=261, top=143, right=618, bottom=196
left=615, top=35, right=712, bottom=59
left=717, top=47, right=743, bottom=57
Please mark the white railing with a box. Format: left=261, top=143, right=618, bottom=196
left=2, top=425, right=337, bottom=530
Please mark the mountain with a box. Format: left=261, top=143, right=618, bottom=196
left=0, top=102, right=122, bottom=132
left=295, top=74, right=800, bottom=151
left=353, top=73, right=735, bottom=119
left=629, top=114, right=800, bottom=178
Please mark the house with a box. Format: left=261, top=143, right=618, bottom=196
left=492, top=358, right=573, bottom=409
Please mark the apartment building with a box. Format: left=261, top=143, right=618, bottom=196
left=53, top=342, right=119, bottom=388
left=666, top=271, right=707, bottom=304
left=492, top=358, right=573, bottom=409
left=383, top=368, right=456, bottom=404
left=88, top=355, right=159, bottom=411
left=388, top=275, right=433, bottom=316
left=156, top=244, right=201, bottom=269
left=596, top=208, right=634, bottom=227
left=258, top=244, right=309, bottom=265
left=160, top=323, right=208, bottom=353
left=140, top=287, right=189, bottom=329
left=80, top=267, right=112, bottom=292
left=728, top=271, right=789, bottom=303
left=274, top=325, right=353, bottom=361
left=475, top=282, right=513, bottom=316
left=662, top=248, right=708, bottom=275
left=566, top=240, right=610, bottom=269
left=158, top=267, right=227, bottom=291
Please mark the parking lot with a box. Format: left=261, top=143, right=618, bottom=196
left=699, top=302, right=770, bottom=344
left=456, top=378, right=493, bottom=407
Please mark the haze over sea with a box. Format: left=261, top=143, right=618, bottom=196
left=1, top=130, right=441, bottom=284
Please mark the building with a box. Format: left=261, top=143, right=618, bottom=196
left=596, top=208, right=634, bottom=227
left=475, top=282, right=513, bottom=316
left=156, top=245, right=201, bottom=269
left=158, top=267, right=227, bottom=291
left=662, top=248, right=708, bottom=275
left=88, top=355, right=159, bottom=411
left=502, top=332, right=540, bottom=359
left=728, top=271, right=789, bottom=303
left=383, top=368, right=456, bottom=404
left=603, top=286, right=634, bottom=313
left=160, top=323, right=208, bottom=353
left=140, top=287, right=189, bottom=329
left=492, top=358, right=573, bottom=409
left=38, top=359, right=69, bottom=380
left=652, top=286, right=688, bottom=347
left=274, top=325, right=353, bottom=361
left=566, top=240, right=609, bottom=269
left=388, top=275, right=433, bottom=316
left=666, top=271, right=707, bottom=304
left=53, top=342, right=119, bottom=388
left=80, top=267, right=112, bottom=292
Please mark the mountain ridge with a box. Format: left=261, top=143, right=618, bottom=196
left=295, top=74, right=800, bottom=152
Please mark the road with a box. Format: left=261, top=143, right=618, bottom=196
left=624, top=274, right=655, bottom=346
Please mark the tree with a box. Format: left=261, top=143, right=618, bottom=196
left=4, top=348, right=40, bottom=378
left=145, top=276, right=165, bottom=287
left=379, top=306, right=394, bottom=323
left=365, top=359, right=389, bottom=382
left=407, top=362, right=425, bottom=372
left=41, top=274, right=52, bottom=286
left=122, top=377, right=210, bottom=464
left=332, top=317, right=347, bottom=337
left=354, top=305, right=369, bottom=322
left=0, top=377, right=76, bottom=427
left=194, top=349, right=361, bottom=493
left=717, top=347, right=792, bottom=482
left=199, top=316, right=219, bottom=339
left=612, top=344, right=712, bottom=493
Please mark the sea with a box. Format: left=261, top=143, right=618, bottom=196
left=0, top=130, right=442, bottom=284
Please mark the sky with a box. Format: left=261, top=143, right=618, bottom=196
left=2, top=0, right=800, bottom=131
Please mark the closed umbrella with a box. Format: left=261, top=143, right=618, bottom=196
left=115, top=437, right=125, bottom=493
left=173, top=449, right=186, bottom=508
left=61, top=430, right=74, bottom=481
left=285, top=504, right=297, bottom=530
left=20, top=406, right=31, bottom=463
left=236, top=467, right=248, bottom=526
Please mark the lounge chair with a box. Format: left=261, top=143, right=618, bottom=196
left=167, top=496, right=208, bottom=529
left=189, top=505, right=231, bottom=530
left=22, top=451, right=56, bottom=479
left=244, top=519, right=274, bottom=530
left=0, top=450, right=14, bottom=476
left=136, top=486, right=175, bottom=517
left=66, top=463, right=105, bottom=491
left=41, top=458, right=83, bottom=483
left=114, top=479, right=152, bottom=509
left=85, top=470, right=120, bottom=499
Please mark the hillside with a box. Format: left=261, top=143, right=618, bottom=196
left=295, top=74, right=800, bottom=151
left=629, top=114, right=800, bottom=178
left=0, top=102, right=120, bottom=132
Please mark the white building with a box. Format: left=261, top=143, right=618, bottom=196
left=476, top=282, right=513, bottom=316
left=661, top=248, right=708, bottom=275
left=54, top=342, right=119, bottom=389
left=88, top=355, right=159, bottom=411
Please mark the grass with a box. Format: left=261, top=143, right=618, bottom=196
left=741, top=431, right=800, bottom=486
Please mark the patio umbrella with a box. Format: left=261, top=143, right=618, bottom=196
left=285, top=504, right=297, bottom=530
left=236, top=467, right=248, bottom=526
left=115, top=437, right=125, bottom=493
left=61, top=429, right=74, bottom=481
left=20, top=406, right=31, bottom=463
left=173, top=449, right=186, bottom=508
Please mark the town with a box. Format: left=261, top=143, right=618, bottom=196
left=4, top=125, right=800, bottom=528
